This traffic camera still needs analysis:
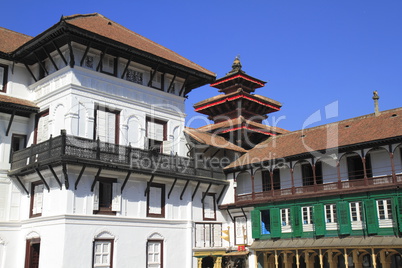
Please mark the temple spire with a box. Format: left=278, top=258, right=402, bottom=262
left=227, top=56, right=245, bottom=75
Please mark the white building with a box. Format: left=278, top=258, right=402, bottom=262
left=0, top=13, right=242, bottom=268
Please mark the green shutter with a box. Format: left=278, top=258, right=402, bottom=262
left=251, top=210, right=261, bottom=239
left=270, top=208, right=282, bottom=238
left=364, top=199, right=379, bottom=235
left=337, top=201, right=352, bottom=235
left=291, top=206, right=302, bottom=237
left=395, top=196, right=402, bottom=234
left=313, top=203, right=326, bottom=236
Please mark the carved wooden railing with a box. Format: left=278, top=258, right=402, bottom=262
left=9, top=133, right=225, bottom=180
left=236, top=174, right=402, bottom=204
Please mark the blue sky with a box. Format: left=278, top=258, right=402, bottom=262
left=1, top=0, right=401, bottom=131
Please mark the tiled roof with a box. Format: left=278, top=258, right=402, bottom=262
left=62, top=13, right=215, bottom=77
left=184, top=127, right=247, bottom=153
left=197, top=116, right=289, bottom=135
left=225, top=107, right=402, bottom=170
left=193, top=89, right=281, bottom=109
left=0, top=27, right=32, bottom=53
left=0, top=94, right=38, bottom=108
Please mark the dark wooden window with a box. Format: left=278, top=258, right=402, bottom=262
left=25, top=238, right=40, bottom=268
left=0, top=64, right=8, bottom=93
left=93, top=239, right=113, bottom=268
left=301, top=163, right=314, bottom=186
left=10, top=134, right=26, bottom=163
left=203, top=193, right=216, bottom=221
left=147, top=240, right=163, bottom=268
left=146, top=117, right=168, bottom=153
left=34, top=109, right=49, bottom=144
left=262, top=169, right=280, bottom=191
left=94, top=105, right=120, bottom=144
left=147, top=183, right=165, bottom=218
left=93, top=178, right=118, bottom=215
left=347, top=154, right=364, bottom=180
left=315, top=161, right=323, bottom=184
left=30, top=181, right=44, bottom=218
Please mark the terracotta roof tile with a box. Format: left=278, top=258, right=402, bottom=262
left=197, top=117, right=289, bottom=134
left=184, top=127, right=247, bottom=153
left=226, top=107, right=402, bottom=169
left=62, top=13, right=215, bottom=77
left=0, top=94, right=38, bottom=108
left=0, top=27, right=33, bottom=53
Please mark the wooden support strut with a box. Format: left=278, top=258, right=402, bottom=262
left=147, top=65, right=160, bottom=87
left=62, top=163, right=69, bottom=189
left=201, top=183, right=212, bottom=203
left=179, top=74, right=189, bottom=96
left=168, top=178, right=178, bottom=199
left=35, top=168, right=50, bottom=192
left=80, top=42, right=92, bottom=66
left=33, top=52, right=48, bottom=75
left=74, top=165, right=86, bottom=190
left=48, top=165, right=62, bottom=189
left=121, top=56, right=132, bottom=79
left=24, top=63, right=37, bottom=82
left=15, top=175, right=29, bottom=195
left=226, top=209, right=234, bottom=222
left=180, top=180, right=190, bottom=200
left=144, top=174, right=155, bottom=196
left=5, top=110, right=15, bottom=136
left=192, top=181, right=201, bottom=201
left=42, top=47, right=58, bottom=71
left=216, top=184, right=227, bottom=204
left=67, top=39, right=75, bottom=68
left=167, top=71, right=178, bottom=93
left=90, top=167, right=102, bottom=192
left=120, top=171, right=132, bottom=194
left=51, top=41, right=67, bottom=65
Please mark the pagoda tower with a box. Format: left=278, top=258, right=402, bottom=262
left=193, top=57, right=287, bottom=149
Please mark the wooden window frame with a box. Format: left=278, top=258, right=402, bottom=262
left=234, top=216, right=247, bottom=245
left=34, top=109, right=49, bottom=144
left=0, top=64, right=8, bottom=93
left=195, top=222, right=222, bottom=248
left=202, top=193, right=216, bottom=221
left=146, top=239, right=163, bottom=268
left=93, top=177, right=117, bottom=215
left=25, top=238, right=40, bottom=268
left=147, top=183, right=165, bottom=218
left=30, top=181, right=44, bottom=218
left=146, top=117, right=167, bottom=153
left=93, top=105, right=120, bottom=144
left=92, top=239, right=114, bottom=268
left=377, top=199, right=392, bottom=220
left=325, top=204, right=337, bottom=223
left=100, top=55, right=117, bottom=77
left=10, top=134, right=27, bottom=163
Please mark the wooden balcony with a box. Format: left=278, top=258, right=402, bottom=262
left=9, top=132, right=225, bottom=183
left=235, top=174, right=402, bottom=206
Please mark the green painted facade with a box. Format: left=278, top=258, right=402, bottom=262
left=251, top=190, right=402, bottom=240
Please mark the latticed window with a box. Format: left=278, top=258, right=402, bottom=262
left=85, top=55, right=94, bottom=68
left=325, top=204, right=337, bottom=223
left=126, top=69, right=143, bottom=84
left=281, top=208, right=291, bottom=226
left=377, top=199, right=392, bottom=220
left=350, top=202, right=363, bottom=222
left=195, top=223, right=222, bottom=248
left=147, top=240, right=163, bottom=268
left=302, top=206, right=313, bottom=224
left=93, top=239, right=113, bottom=268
